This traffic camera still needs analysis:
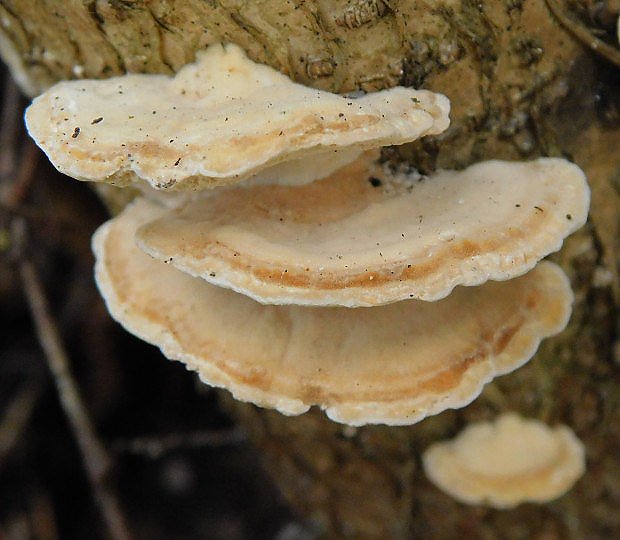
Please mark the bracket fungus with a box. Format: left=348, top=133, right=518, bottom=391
left=136, top=154, right=588, bottom=307
left=24, top=41, right=589, bottom=426
left=93, top=199, right=573, bottom=426
left=422, top=413, right=586, bottom=508
left=24, top=43, right=449, bottom=191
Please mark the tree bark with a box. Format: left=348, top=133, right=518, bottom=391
left=1, top=1, right=618, bottom=538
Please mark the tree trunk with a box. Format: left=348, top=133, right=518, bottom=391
left=2, top=1, right=618, bottom=537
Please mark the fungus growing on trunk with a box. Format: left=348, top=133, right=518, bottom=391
left=422, top=413, right=586, bottom=508
left=24, top=42, right=589, bottom=427
left=24, top=43, right=449, bottom=191
left=136, top=153, right=588, bottom=306
left=93, top=199, right=573, bottom=426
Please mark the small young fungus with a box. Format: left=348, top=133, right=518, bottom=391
left=422, top=413, right=586, bottom=508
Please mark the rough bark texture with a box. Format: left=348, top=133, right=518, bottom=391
left=1, top=1, right=618, bottom=538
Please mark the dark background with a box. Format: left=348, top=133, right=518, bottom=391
left=0, top=63, right=300, bottom=540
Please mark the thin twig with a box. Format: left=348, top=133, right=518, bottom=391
left=0, top=202, right=80, bottom=241
left=545, top=0, right=620, bottom=67
left=2, top=140, right=39, bottom=208
left=0, top=381, right=42, bottom=470
left=112, top=426, right=246, bottom=459
left=28, top=481, right=60, bottom=540
left=0, top=77, right=21, bottom=183
left=19, top=251, right=133, bottom=540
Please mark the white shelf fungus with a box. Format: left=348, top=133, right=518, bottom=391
left=24, top=40, right=588, bottom=427
left=422, top=413, right=586, bottom=508
left=25, top=43, right=449, bottom=191
left=93, top=199, right=574, bottom=426
left=136, top=154, right=588, bottom=307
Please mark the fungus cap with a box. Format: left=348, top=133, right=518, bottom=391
left=94, top=199, right=574, bottom=426
left=137, top=155, right=588, bottom=306
left=422, top=413, right=586, bottom=508
left=25, top=43, right=450, bottom=191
